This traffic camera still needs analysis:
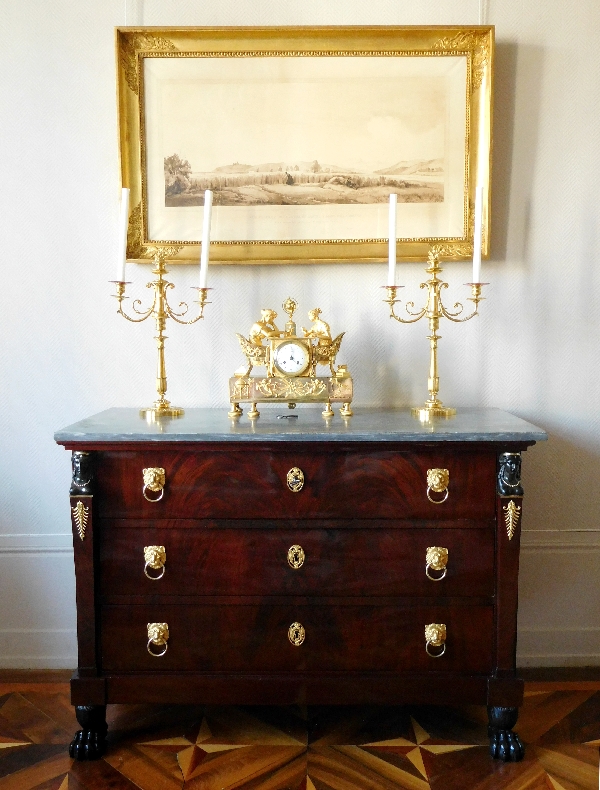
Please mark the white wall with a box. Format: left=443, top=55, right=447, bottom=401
left=0, top=0, right=598, bottom=667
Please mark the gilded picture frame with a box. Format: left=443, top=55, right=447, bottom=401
left=117, top=26, right=494, bottom=264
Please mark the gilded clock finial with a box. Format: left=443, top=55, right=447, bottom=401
left=282, top=297, right=298, bottom=321
left=282, top=298, right=298, bottom=336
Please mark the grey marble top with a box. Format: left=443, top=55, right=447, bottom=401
left=55, top=407, right=547, bottom=444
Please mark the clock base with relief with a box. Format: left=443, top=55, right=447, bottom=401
left=229, top=298, right=353, bottom=419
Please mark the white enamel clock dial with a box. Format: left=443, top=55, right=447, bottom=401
left=274, top=340, right=310, bottom=376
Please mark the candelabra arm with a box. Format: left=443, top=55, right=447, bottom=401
left=167, top=288, right=211, bottom=325
left=440, top=299, right=477, bottom=322
left=111, top=281, right=156, bottom=323
left=439, top=283, right=486, bottom=323
left=383, top=286, right=427, bottom=324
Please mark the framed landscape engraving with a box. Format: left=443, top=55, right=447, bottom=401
left=117, top=26, right=494, bottom=264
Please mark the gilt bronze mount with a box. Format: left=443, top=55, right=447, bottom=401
left=383, top=247, right=487, bottom=421
left=111, top=250, right=211, bottom=419
left=230, top=298, right=353, bottom=419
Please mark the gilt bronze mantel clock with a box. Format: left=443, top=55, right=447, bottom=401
left=229, top=298, right=353, bottom=419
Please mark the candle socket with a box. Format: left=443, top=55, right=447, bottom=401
left=112, top=253, right=211, bottom=418
left=383, top=248, right=487, bottom=421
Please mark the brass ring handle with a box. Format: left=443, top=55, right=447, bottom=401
left=143, top=486, right=164, bottom=502
left=144, top=563, right=166, bottom=580
left=288, top=622, right=305, bottom=646
left=425, top=547, right=448, bottom=581
left=287, top=545, right=305, bottom=569
left=147, top=622, right=169, bottom=657
left=142, top=468, right=165, bottom=503
left=426, top=641, right=446, bottom=658
left=143, top=546, right=166, bottom=581
left=425, top=564, right=447, bottom=581
left=426, top=486, right=448, bottom=504
left=425, top=623, right=446, bottom=658
left=147, top=639, right=168, bottom=657
left=426, top=468, right=449, bottom=504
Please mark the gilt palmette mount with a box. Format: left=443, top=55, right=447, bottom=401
left=503, top=500, right=522, bottom=541
left=71, top=501, right=89, bottom=541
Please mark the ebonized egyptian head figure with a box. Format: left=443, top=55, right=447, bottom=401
left=497, top=453, right=523, bottom=496
left=70, top=451, right=94, bottom=495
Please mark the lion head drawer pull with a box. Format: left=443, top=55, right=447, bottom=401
left=287, top=545, right=305, bottom=569
left=142, top=468, right=166, bottom=502
left=425, top=623, right=447, bottom=658
left=288, top=622, right=306, bottom=646
left=147, top=622, right=169, bottom=657
left=426, top=468, right=449, bottom=504
left=425, top=547, right=448, bottom=581
left=143, top=546, right=166, bottom=580
left=286, top=467, right=305, bottom=493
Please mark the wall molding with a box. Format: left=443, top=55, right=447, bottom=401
left=0, top=534, right=73, bottom=554
left=520, top=530, right=600, bottom=550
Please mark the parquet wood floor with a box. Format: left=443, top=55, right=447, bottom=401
left=0, top=675, right=598, bottom=789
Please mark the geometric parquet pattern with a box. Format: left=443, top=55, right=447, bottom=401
left=0, top=676, right=598, bottom=789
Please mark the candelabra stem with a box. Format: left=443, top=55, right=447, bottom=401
left=140, top=308, right=183, bottom=419
left=412, top=314, right=456, bottom=420
left=138, top=256, right=182, bottom=418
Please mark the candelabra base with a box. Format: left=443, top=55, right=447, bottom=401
left=412, top=404, right=457, bottom=421
left=139, top=403, right=184, bottom=419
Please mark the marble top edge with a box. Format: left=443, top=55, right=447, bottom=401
left=55, top=407, right=548, bottom=444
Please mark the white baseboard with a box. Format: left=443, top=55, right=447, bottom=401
left=0, top=629, right=77, bottom=669
left=517, top=627, right=600, bottom=667
left=0, top=536, right=77, bottom=667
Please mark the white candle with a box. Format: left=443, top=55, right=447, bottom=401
left=116, top=187, right=129, bottom=282
left=472, top=185, right=483, bottom=283
left=387, top=193, right=397, bottom=286
left=199, top=189, right=213, bottom=288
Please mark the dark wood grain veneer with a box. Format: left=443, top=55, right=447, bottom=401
left=100, top=602, right=494, bottom=674
left=94, top=446, right=496, bottom=520
left=99, top=524, right=495, bottom=598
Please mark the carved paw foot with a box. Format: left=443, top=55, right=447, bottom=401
left=69, top=704, right=107, bottom=761
left=487, top=706, right=524, bottom=762
left=489, top=728, right=524, bottom=761
left=69, top=728, right=106, bottom=760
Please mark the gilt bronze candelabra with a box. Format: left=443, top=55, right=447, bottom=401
left=111, top=250, right=211, bottom=418
left=383, top=248, right=487, bottom=421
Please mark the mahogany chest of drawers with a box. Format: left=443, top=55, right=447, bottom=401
left=55, top=407, right=546, bottom=762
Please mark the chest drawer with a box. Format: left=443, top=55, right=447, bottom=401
left=101, top=603, right=493, bottom=674
left=95, top=447, right=496, bottom=520
left=100, top=524, right=494, bottom=599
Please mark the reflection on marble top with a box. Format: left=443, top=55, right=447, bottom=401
left=55, top=407, right=547, bottom=444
